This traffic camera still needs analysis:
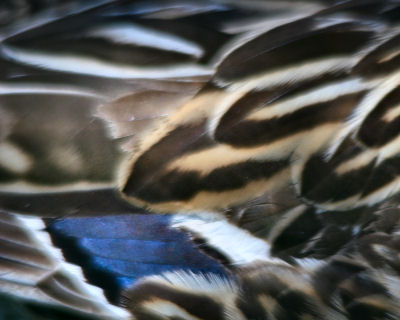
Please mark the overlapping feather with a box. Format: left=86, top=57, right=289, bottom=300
left=2, top=1, right=400, bottom=320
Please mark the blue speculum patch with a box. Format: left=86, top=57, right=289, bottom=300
left=47, top=214, right=227, bottom=303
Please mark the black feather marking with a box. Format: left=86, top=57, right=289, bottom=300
left=124, top=159, right=288, bottom=204
left=301, top=152, right=377, bottom=203
left=216, top=19, right=375, bottom=82
left=216, top=92, right=364, bottom=147
left=124, top=282, right=225, bottom=320
left=358, top=86, right=400, bottom=147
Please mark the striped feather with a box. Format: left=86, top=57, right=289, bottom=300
left=3, top=1, right=400, bottom=319
left=0, top=212, right=128, bottom=319
left=126, top=202, right=400, bottom=320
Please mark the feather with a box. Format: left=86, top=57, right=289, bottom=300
left=3, top=1, right=400, bottom=319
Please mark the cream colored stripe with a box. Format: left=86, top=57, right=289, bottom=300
left=377, top=134, right=400, bottom=162
left=378, top=48, right=400, bottom=63
left=316, top=175, right=400, bottom=210
left=247, top=78, right=369, bottom=121
left=335, top=150, right=377, bottom=175
left=0, top=142, right=33, bottom=174
left=228, top=56, right=359, bottom=91
left=326, top=72, right=399, bottom=157
left=268, top=205, right=307, bottom=244
left=127, top=168, right=291, bottom=213
left=358, top=176, right=400, bottom=207
left=382, top=104, right=400, bottom=121
left=167, top=124, right=338, bottom=175
left=165, top=141, right=294, bottom=175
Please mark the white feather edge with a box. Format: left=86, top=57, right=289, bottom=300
left=2, top=214, right=130, bottom=319
left=86, top=22, right=204, bottom=58
left=326, top=71, right=400, bottom=158
left=171, top=214, right=288, bottom=266
left=1, top=45, right=213, bottom=79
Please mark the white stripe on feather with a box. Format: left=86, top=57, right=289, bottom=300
left=139, top=270, right=245, bottom=320
left=335, top=150, right=377, bottom=175
left=378, top=48, right=400, bottom=64
left=87, top=23, right=204, bottom=58
left=326, top=71, right=400, bottom=158
left=382, top=104, right=400, bottom=122
left=2, top=45, right=212, bottom=79
left=16, top=215, right=129, bottom=318
left=359, top=176, right=400, bottom=207
left=377, top=134, right=400, bottom=163
left=0, top=214, right=129, bottom=318
left=248, top=78, right=371, bottom=121
left=150, top=271, right=237, bottom=294
left=0, top=142, right=33, bottom=174
left=0, top=83, right=102, bottom=98
left=172, top=215, right=286, bottom=266
left=225, top=56, right=359, bottom=90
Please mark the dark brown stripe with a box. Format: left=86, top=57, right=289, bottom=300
left=240, top=265, right=287, bottom=297
left=272, top=207, right=322, bottom=255
left=361, top=155, right=400, bottom=197
left=125, top=120, right=214, bottom=189
left=217, top=72, right=348, bottom=139
left=339, top=272, right=389, bottom=304
left=216, top=19, right=375, bottom=81
left=300, top=149, right=376, bottom=204
left=124, top=282, right=225, bottom=320
left=0, top=238, right=52, bottom=267
left=237, top=267, right=286, bottom=320
left=357, top=234, right=394, bottom=269
left=217, top=89, right=278, bottom=135
left=239, top=265, right=322, bottom=319
left=300, top=224, right=354, bottom=259
left=235, top=293, right=268, bottom=320
left=313, top=258, right=367, bottom=303
left=0, top=188, right=137, bottom=218
left=302, top=151, right=400, bottom=206
left=0, top=165, right=18, bottom=182
left=358, top=86, right=400, bottom=147
left=353, top=33, right=400, bottom=77
left=345, top=299, right=392, bottom=320
left=123, top=159, right=289, bottom=203
left=216, top=92, right=364, bottom=147
left=275, top=290, right=320, bottom=319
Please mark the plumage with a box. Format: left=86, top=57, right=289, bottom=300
left=2, top=0, right=400, bottom=319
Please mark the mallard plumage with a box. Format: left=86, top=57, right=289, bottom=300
left=2, top=0, right=400, bottom=319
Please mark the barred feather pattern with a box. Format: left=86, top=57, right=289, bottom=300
left=125, top=201, right=400, bottom=320
left=2, top=1, right=400, bottom=320
left=118, top=3, right=400, bottom=214
left=116, top=1, right=400, bottom=319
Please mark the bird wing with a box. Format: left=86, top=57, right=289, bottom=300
left=2, top=1, right=400, bottom=320
left=0, top=0, right=243, bottom=318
